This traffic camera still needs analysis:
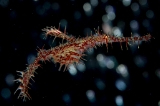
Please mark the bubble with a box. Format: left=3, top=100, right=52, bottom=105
left=60, top=19, right=68, bottom=28
left=95, top=79, right=106, bottom=90
left=52, top=2, right=59, bottom=11
left=5, top=74, right=14, bottom=86
left=86, top=90, right=96, bottom=103
left=130, top=20, right=139, bottom=31
left=155, top=69, right=160, bottom=79
left=105, top=5, right=114, bottom=13
left=90, top=0, right=98, bottom=7
left=106, top=59, right=114, bottom=69
left=62, top=94, right=71, bottom=103
left=146, top=10, right=154, bottom=19
left=27, top=54, right=36, bottom=64
left=122, top=0, right=131, bottom=6
left=102, top=23, right=112, bottom=33
left=36, top=5, right=45, bottom=16
left=76, top=61, right=86, bottom=72
left=74, top=11, right=81, bottom=20
left=142, top=19, right=150, bottom=28
left=83, top=2, right=93, bottom=16
left=101, top=0, right=108, bottom=3
left=96, top=54, right=106, bottom=67
left=43, top=2, right=51, bottom=10
left=68, top=64, right=77, bottom=76
left=115, top=79, right=126, bottom=91
left=0, top=0, right=9, bottom=7
left=97, top=54, right=104, bottom=62
left=102, top=14, right=108, bottom=23
left=139, top=0, right=147, bottom=6
left=87, top=48, right=94, bottom=55
left=158, top=100, right=160, bottom=106
left=83, top=3, right=91, bottom=12
left=112, top=27, right=122, bottom=37
left=1, top=88, right=11, bottom=99
left=134, top=55, right=147, bottom=68
left=107, top=12, right=116, bottom=20
left=131, top=3, right=139, bottom=12
left=115, top=95, right=123, bottom=106
left=116, top=64, right=129, bottom=77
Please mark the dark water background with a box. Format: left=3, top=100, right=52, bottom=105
left=0, top=0, right=159, bottom=106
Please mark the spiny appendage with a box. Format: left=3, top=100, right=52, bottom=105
left=104, top=33, right=152, bottom=50
left=14, top=49, right=49, bottom=101
left=42, top=23, right=76, bottom=42
left=48, top=35, right=108, bottom=72
left=14, top=65, right=39, bottom=101
left=49, top=33, right=153, bottom=72
left=14, top=70, right=33, bottom=101
left=50, top=42, right=87, bottom=72
left=14, top=77, right=32, bottom=101
left=84, top=27, right=152, bottom=50
left=67, top=33, right=152, bottom=52
left=43, top=24, right=152, bottom=51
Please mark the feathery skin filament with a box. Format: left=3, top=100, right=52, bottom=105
left=14, top=25, right=153, bottom=101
